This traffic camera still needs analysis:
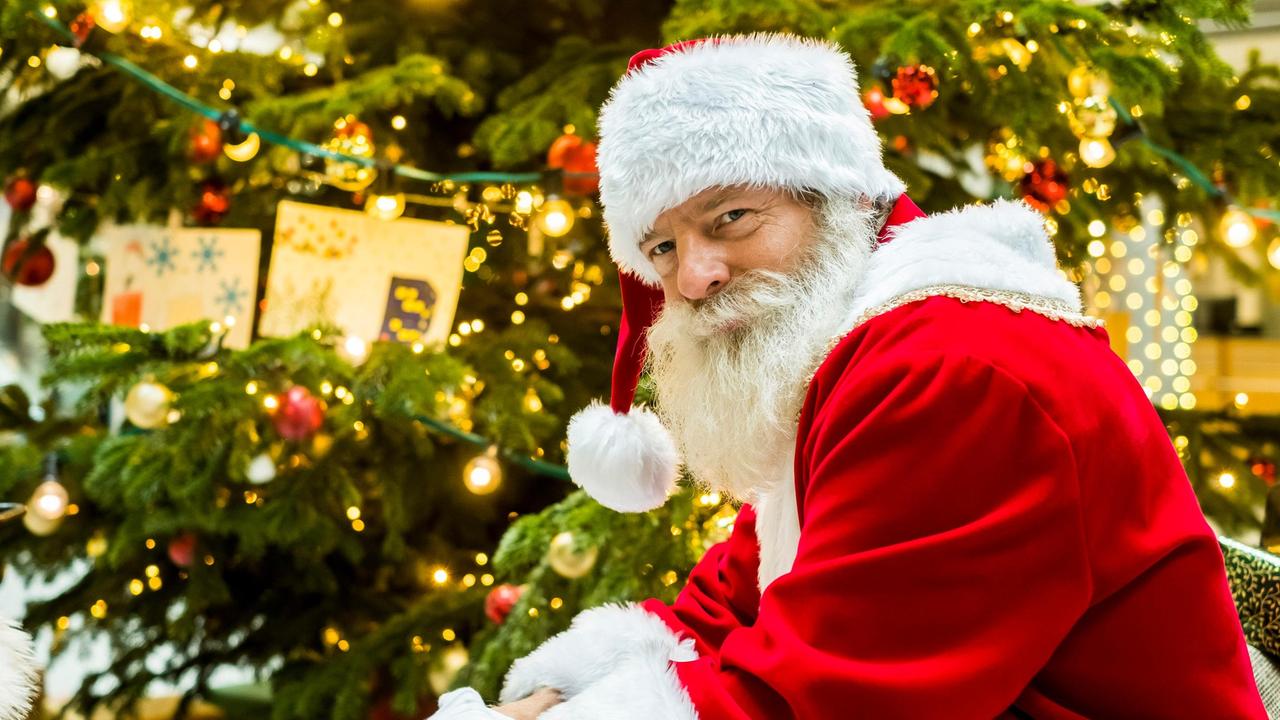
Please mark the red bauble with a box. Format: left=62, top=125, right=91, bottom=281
left=190, top=120, right=223, bottom=164
left=336, top=117, right=373, bottom=141
left=891, top=65, right=938, bottom=109
left=193, top=180, right=231, bottom=225
left=167, top=532, right=197, bottom=568
left=5, top=177, right=37, bottom=212
left=863, top=87, right=890, bottom=121
left=2, top=238, right=56, bottom=286
left=273, top=386, right=325, bottom=441
left=546, top=133, right=599, bottom=196
left=1019, top=159, right=1070, bottom=212
left=484, top=583, right=524, bottom=624
left=1252, top=458, right=1278, bottom=487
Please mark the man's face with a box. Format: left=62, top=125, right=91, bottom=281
left=640, top=185, right=818, bottom=307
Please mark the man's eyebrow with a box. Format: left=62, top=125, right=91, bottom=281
left=639, top=189, right=746, bottom=248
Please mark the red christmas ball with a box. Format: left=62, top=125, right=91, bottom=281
left=167, top=532, right=197, bottom=568
left=484, top=583, right=524, bottom=624
left=193, top=180, right=231, bottom=225
left=69, top=12, right=96, bottom=47
left=863, top=87, right=890, bottom=121
left=1252, top=458, right=1278, bottom=487
left=2, top=238, right=56, bottom=286
left=546, top=133, right=598, bottom=196
left=1019, top=158, right=1070, bottom=212
left=891, top=65, right=938, bottom=110
left=273, top=386, right=325, bottom=441
left=5, top=177, right=37, bottom=212
left=190, top=120, right=223, bottom=164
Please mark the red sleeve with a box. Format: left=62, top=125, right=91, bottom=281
left=643, top=504, right=763, bottom=661
left=671, top=353, right=1093, bottom=719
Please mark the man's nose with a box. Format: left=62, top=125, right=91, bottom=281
left=676, top=238, right=730, bottom=301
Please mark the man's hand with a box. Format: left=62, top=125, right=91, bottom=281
left=491, top=687, right=562, bottom=719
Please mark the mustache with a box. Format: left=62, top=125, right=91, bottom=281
left=682, top=268, right=800, bottom=338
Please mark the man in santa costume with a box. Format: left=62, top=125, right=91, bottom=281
left=432, top=33, right=1265, bottom=719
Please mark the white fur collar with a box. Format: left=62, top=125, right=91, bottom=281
left=846, top=199, right=1095, bottom=329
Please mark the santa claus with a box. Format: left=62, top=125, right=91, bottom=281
left=431, top=33, right=1265, bottom=719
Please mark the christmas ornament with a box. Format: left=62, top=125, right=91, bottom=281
left=1221, top=207, right=1258, bottom=248
left=547, top=531, right=598, bottom=579
left=124, top=380, right=173, bottom=429
left=4, top=176, right=37, bottom=212
left=484, top=583, right=524, bottom=624
left=535, top=197, right=575, bottom=238
left=1019, top=158, right=1069, bottom=212
left=245, top=452, right=277, bottom=484
left=862, top=87, right=890, bottom=121
left=44, top=46, right=83, bottom=80
left=69, top=12, right=97, bottom=46
left=1068, top=95, right=1118, bottom=139
left=167, top=532, right=197, bottom=568
left=463, top=447, right=502, bottom=495
left=223, top=132, right=261, bottom=163
left=272, top=386, right=325, bottom=441
left=86, top=531, right=108, bottom=558
left=2, top=238, right=56, bottom=287
left=90, top=0, right=131, bottom=34
left=546, top=133, right=599, bottom=195
left=190, top=120, right=223, bottom=164
left=23, top=511, right=61, bottom=536
left=1253, top=457, right=1278, bottom=486
left=29, top=479, right=69, bottom=522
left=1079, top=137, right=1116, bottom=169
left=427, top=643, right=470, bottom=696
left=217, top=110, right=261, bottom=162
left=193, top=180, right=231, bottom=225
left=891, top=65, right=938, bottom=110
left=323, top=115, right=377, bottom=191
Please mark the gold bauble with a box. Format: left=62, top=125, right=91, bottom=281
left=223, top=132, right=261, bottom=162
left=547, top=531, right=598, bottom=579
left=322, top=116, right=377, bottom=191
left=1079, top=137, right=1116, bottom=169
left=1070, top=95, right=1117, bottom=139
left=1067, top=66, right=1109, bottom=99
left=427, top=642, right=471, bottom=696
left=124, top=381, right=173, bottom=429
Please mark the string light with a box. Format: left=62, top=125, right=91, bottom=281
left=365, top=192, right=405, bottom=220
left=463, top=446, right=502, bottom=495
left=92, top=0, right=131, bottom=33
left=536, top=197, right=574, bottom=237
left=1220, top=207, right=1257, bottom=248
left=1079, top=137, right=1116, bottom=168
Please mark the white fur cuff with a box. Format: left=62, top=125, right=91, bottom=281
left=536, top=654, right=699, bottom=720
left=499, top=603, right=694, bottom=705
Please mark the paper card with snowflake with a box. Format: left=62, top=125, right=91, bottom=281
left=259, top=201, right=469, bottom=347
left=98, top=226, right=261, bottom=348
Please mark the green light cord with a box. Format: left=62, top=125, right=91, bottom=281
left=414, top=416, right=571, bottom=481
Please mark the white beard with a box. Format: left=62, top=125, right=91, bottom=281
left=646, top=195, right=881, bottom=501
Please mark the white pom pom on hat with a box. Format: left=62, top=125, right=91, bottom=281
left=565, top=33, right=905, bottom=512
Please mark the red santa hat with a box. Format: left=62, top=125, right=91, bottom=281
left=565, top=33, right=906, bottom=512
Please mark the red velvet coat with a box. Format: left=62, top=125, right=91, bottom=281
left=641, top=295, right=1264, bottom=719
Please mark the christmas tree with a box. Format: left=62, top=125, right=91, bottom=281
left=0, top=0, right=1278, bottom=718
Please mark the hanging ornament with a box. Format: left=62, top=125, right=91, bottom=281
left=862, top=87, right=891, bottom=121
left=29, top=454, right=70, bottom=521
left=44, top=46, right=83, bottom=80
left=1019, top=158, right=1069, bottom=212
left=323, top=115, right=377, bottom=191
left=217, top=109, right=260, bottom=162
left=272, top=386, right=325, bottom=441
left=463, top=447, right=502, bottom=496
left=2, top=237, right=56, bottom=287
left=167, top=532, right=197, bottom=568
left=522, top=387, right=543, bottom=413
left=89, top=0, right=131, bottom=34
left=547, top=531, right=598, bottom=579
left=546, top=133, right=599, bottom=196
left=1253, top=458, right=1278, bottom=486
left=484, top=583, right=524, bottom=625
left=1221, top=207, right=1258, bottom=248
left=190, top=120, right=223, bottom=164
left=69, top=12, right=97, bottom=46
left=427, top=643, right=471, bottom=696
left=1068, top=95, right=1118, bottom=139
left=4, top=176, right=37, bottom=212
left=1079, top=137, right=1117, bottom=169
left=535, top=196, right=575, bottom=238
left=245, top=452, right=278, bottom=485
left=1067, top=65, right=1110, bottom=100
left=192, top=180, right=231, bottom=225
left=124, top=380, right=174, bottom=429
left=891, top=65, right=938, bottom=110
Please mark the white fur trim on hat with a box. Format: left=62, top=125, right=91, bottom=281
left=0, top=616, right=38, bottom=720
left=566, top=402, right=679, bottom=512
left=597, top=33, right=906, bottom=285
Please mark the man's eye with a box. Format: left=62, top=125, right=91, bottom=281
left=650, top=240, right=675, bottom=257
left=719, top=208, right=749, bottom=226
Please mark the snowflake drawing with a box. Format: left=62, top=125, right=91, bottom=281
left=191, top=236, right=224, bottom=273
left=216, top=277, right=249, bottom=317
left=146, top=236, right=179, bottom=277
